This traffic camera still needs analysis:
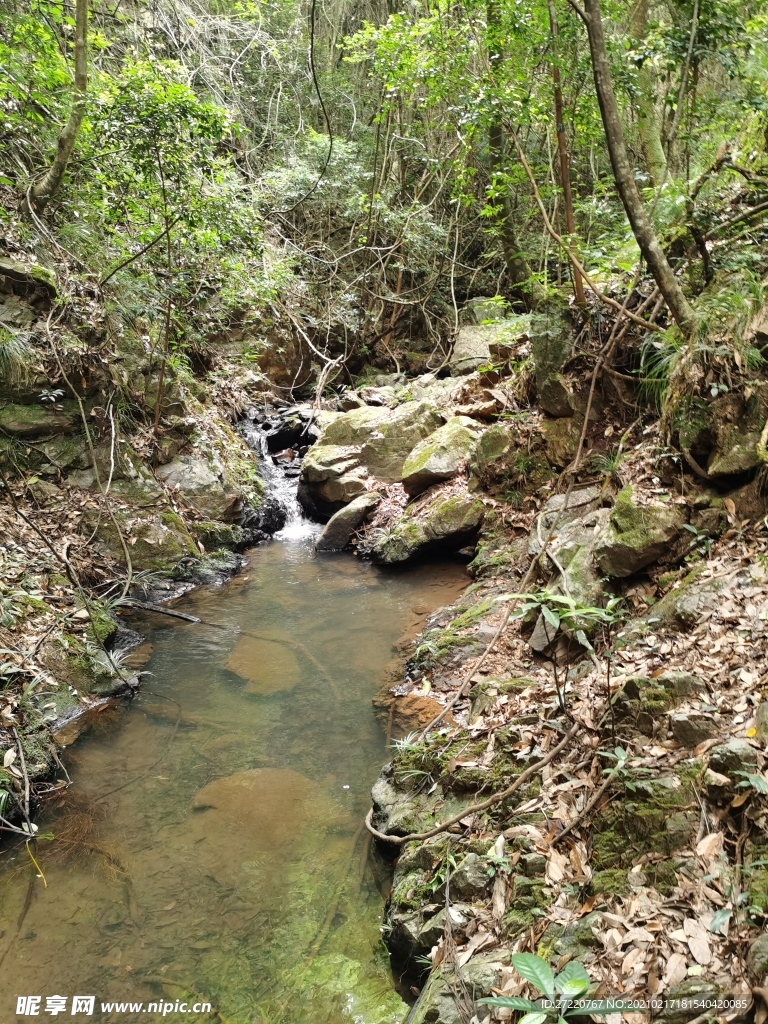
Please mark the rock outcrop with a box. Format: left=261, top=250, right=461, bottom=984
left=401, top=416, right=482, bottom=495
left=369, top=486, right=485, bottom=564
left=315, top=491, right=380, bottom=551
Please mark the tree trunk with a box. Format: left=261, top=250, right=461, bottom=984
left=548, top=0, right=586, bottom=307
left=581, top=0, right=694, bottom=333
left=487, top=0, right=547, bottom=310
left=29, top=0, right=88, bottom=213
left=630, top=0, right=667, bottom=186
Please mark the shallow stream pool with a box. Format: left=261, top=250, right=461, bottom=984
left=0, top=539, right=467, bottom=1023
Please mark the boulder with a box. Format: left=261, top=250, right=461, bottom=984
left=299, top=401, right=444, bottom=512
left=401, top=416, right=482, bottom=495
left=405, top=948, right=512, bottom=1024
left=706, top=390, right=767, bottom=477
left=450, top=316, right=530, bottom=375
left=657, top=980, right=723, bottom=1024
left=448, top=324, right=497, bottom=375
left=0, top=401, right=76, bottom=437
left=67, top=438, right=163, bottom=503
left=451, top=852, right=490, bottom=900
left=315, top=492, right=380, bottom=551
left=387, top=693, right=452, bottom=735
left=543, top=415, right=581, bottom=467
left=755, top=701, right=768, bottom=742
left=708, top=738, right=758, bottom=779
left=463, top=296, right=507, bottom=324
left=86, top=509, right=197, bottom=572
left=647, top=564, right=731, bottom=630
left=539, top=372, right=574, bottom=417
left=748, top=933, right=768, bottom=983
left=531, top=304, right=574, bottom=386
left=528, top=510, right=609, bottom=652
left=155, top=455, right=241, bottom=520
left=297, top=444, right=368, bottom=517
left=595, top=486, right=685, bottom=577
left=358, top=401, right=444, bottom=481
left=528, top=485, right=603, bottom=556
left=0, top=256, right=57, bottom=298
left=370, top=487, right=485, bottom=564
left=669, top=712, right=717, bottom=747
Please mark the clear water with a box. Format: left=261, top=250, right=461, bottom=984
left=0, top=539, right=467, bottom=1023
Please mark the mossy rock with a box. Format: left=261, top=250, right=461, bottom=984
left=595, top=486, right=685, bottom=577
left=191, top=520, right=246, bottom=550
left=370, top=489, right=485, bottom=564
left=539, top=372, right=574, bottom=417
left=538, top=911, right=603, bottom=961
left=613, top=670, right=705, bottom=729
left=530, top=303, right=574, bottom=386
left=591, top=868, right=630, bottom=895
left=591, top=770, right=700, bottom=870
left=85, top=508, right=198, bottom=572
left=644, top=562, right=727, bottom=630
left=316, top=400, right=444, bottom=482
left=0, top=401, right=77, bottom=437
left=283, top=952, right=408, bottom=1024
left=401, top=416, right=482, bottom=495
left=405, top=948, right=512, bottom=1024
left=542, top=415, right=581, bottom=467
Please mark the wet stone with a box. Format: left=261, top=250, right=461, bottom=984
left=224, top=635, right=301, bottom=694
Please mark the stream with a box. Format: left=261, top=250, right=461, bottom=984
left=0, top=515, right=467, bottom=1022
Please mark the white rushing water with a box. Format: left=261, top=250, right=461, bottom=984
left=243, top=421, right=320, bottom=543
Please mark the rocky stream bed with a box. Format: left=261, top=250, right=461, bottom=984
left=3, top=267, right=768, bottom=1022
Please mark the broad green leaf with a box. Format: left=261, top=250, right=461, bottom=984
left=511, top=953, right=556, bottom=1000
left=478, top=997, right=540, bottom=1011
left=555, top=962, right=591, bottom=996
left=709, top=907, right=732, bottom=935
left=559, top=978, right=589, bottom=999
left=519, top=1013, right=549, bottom=1024
left=541, top=605, right=560, bottom=630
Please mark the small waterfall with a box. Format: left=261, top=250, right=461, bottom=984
left=241, top=418, right=319, bottom=543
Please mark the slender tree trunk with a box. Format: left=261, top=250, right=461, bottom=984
left=581, top=0, right=694, bottom=332
left=630, top=0, right=667, bottom=186
left=548, top=0, right=586, bottom=307
left=487, top=0, right=547, bottom=310
left=30, top=0, right=88, bottom=213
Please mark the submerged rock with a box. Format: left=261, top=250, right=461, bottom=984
left=285, top=953, right=408, bottom=1024
left=190, top=768, right=349, bottom=851
left=224, top=635, right=301, bottom=694
left=594, top=486, right=685, bottom=577
left=315, top=491, right=380, bottom=551
left=370, top=487, right=485, bottom=564
left=401, top=416, right=482, bottom=495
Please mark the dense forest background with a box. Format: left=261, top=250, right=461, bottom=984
left=1, top=0, right=767, bottom=420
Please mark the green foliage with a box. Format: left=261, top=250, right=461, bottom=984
left=598, top=746, right=652, bottom=793
left=479, top=953, right=644, bottom=1019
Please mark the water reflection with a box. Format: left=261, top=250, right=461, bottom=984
left=0, top=542, right=467, bottom=1023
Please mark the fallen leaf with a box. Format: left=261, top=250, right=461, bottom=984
left=663, top=952, right=688, bottom=987
left=683, top=918, right=711, bottom=965
left=696, top=832, right=723, bottom=859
